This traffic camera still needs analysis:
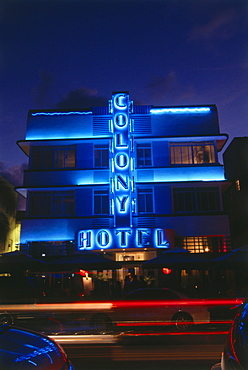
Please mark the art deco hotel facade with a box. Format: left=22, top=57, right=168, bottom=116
left=17, top=92, right=231, bottom=276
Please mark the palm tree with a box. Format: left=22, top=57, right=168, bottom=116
left=0, top=176, right=17, bottom=251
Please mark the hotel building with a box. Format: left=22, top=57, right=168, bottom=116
left=17, top=92, right=231, bottom=286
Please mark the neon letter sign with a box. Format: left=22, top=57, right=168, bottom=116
left=78, top=228, right=170, bottom=250
left=77, top=93, right=172, bottom=252
left=111, top=93, right=134, bottom=227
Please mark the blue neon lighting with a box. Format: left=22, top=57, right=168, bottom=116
left=31, top=111, right=92, bottom=116
left=137, top=166, right=225, bottom=182
left=150, top=107, right=211, bottom=114
left=77, top=227, right=172, bottom=250
left=113, top=94, right=128, bottom=110
left=111, top=92, right=133, bottom=228
left=78, top=229, right=113, bottom=250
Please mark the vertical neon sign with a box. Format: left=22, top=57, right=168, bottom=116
left=77, top=92, right=172, bottom=250
left=110, top=93, right=134, bottom=228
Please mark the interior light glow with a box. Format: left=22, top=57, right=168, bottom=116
left=162, top=267, right=172, bottom=275
left=150, top=107, right=211, bottom=114
left=31, top=111, right=92, bottom=116
left=79, top=269, right=89, bottom=277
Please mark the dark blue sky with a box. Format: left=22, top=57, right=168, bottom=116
left=1, top=0, right=248, bottom=184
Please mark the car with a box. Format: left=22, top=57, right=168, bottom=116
left=0, top=313, right=74, bottom=369
left=0, top=287, right=211, bottom=335
left=110, top=287, right=210, bottom=332
left=211, top=299, right=248, bottom=370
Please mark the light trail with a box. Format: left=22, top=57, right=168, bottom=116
left=49, top=334, right=118, bottom=344
left=112, top=298, right=244, bottom=309
left=49, top=330, right=229, bottom=345
left=119, top=330, right=229, bottom=336
left=116, top=319, right=232, bottom=327
left=0, top=297, right=243, bottom=312
left=0, top=302, right=113, bottom=311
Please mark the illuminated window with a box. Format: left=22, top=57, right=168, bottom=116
left=138, top=188, right=154, bottom=214
left=28, top=191, right=74, bottom=217
left=31, top=146, right=75, bottom=169
left=55, top=149, right=75, bottom=168
left=235, top=179, right=241, bottom=191
left=170, top=142, right=216, bottom=164
left=136, top=143, right=152, bottom=167
left=94, top=144, right=109, bottom=168
left=94, top=189, right=109, bottom=215
left=181, top=236, right=227, bottom=253
left=173, top=187, right=220, bottom=213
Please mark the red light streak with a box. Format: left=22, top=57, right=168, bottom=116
left=120, top=330, right=229, bottom=336
left=117, top=321, right=193, bottom=327
left=0, top=298, right=243, bottom=312
left=47, top=317, right=63, bottom=333
left=229, top=322, right=241, bottom=366
left=116, top=319, right=232, bottom=327
left=112, top=298, right=244, bottom=309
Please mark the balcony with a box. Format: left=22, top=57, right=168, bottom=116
left=136, top=165, right=225, bottom=183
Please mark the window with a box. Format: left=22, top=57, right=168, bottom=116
left=94, top=144, right=109, bottom=168
left=138, top=188, right=154, bottom=214
left=53, top=193, right=74, bottom=216
left=170, top=142, right=216, bottom=164
left=181, top=236, right=228, bottom=253
left=32, top=146, right=75, bottom=169
left=137, top=143, right=152, bottom=167
left=173, top=187, right=220, bottom=213
left=235, top=179, right=241, bottom=191
left=55, top=149, right=75, bottom=168
left=28, top=191, right=74, bottom=217
left=94, top=189, right=109, bottom=215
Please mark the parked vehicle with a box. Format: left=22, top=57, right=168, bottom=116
left=0, top=313, right=74, bottom=369
left=211, top=300, right=248, bottom=369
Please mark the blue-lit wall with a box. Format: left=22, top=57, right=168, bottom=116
left=20, top=215, right=230, bottom=245
left=25, top=107, right=219, bottom=141
left=150, top=106, right=219, bottom=136
left=26, top=112, right=93, bottom=140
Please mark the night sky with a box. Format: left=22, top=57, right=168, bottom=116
left=1, top=0, right=247, bottom=186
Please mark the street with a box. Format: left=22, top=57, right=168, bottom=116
left=60, top=333, right=226, bottom=370
left=1, top=299, right=236, bottom=369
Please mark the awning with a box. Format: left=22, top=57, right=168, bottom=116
left=213, top=245, right=248, bottom=269
left=0, top=251, right=46, bottom=271
left=49, top=252, right=122, bottom=271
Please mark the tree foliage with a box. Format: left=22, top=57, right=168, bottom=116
left=0, top=176, right=17, bottom=248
